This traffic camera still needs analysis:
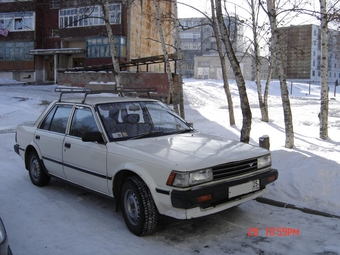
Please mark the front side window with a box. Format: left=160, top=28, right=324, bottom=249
left=70, top=107, right=98, bottom=137
left=40, top=104, right=73, bottom=134
left=98, top=101, right=191, bottom=141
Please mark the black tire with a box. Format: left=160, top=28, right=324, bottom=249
left=28, top=151, right=50, bottom=187
left=121, top=176, right=158, bottom=236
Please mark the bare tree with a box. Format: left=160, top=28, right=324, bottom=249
left=173, top=0, right=185, bottom=119
left=263, top=0, right=294, bottom=148
left=215, top=0, right=252, bottom=143
left=154, top=0, right=179, bottom=114
left=101, top=0, right=123, bottom=90
left=210, top=0, right=235, bottom=126
left=248, top=0, right=269, bottom=122
left=178, top=1, right=236, bottom=126
left=319, top=0, right=329, bottom=140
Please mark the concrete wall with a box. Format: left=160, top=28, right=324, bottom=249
left=194, top=54, right=255, bottom=81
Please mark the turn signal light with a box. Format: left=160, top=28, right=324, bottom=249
left=197, top=194, right=212, bottom=203
left=166, top=172, right=176, bottom=186
left=268, top=175, right=276, bottom=182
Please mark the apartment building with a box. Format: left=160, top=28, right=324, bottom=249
left=0, top=0, right=174, bottom=84
left=178, top=16, right=244, bottom=78
left=277, top=24, right=340, bottom=83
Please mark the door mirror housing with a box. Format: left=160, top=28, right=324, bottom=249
left=82, top=132, right=104, bottom=143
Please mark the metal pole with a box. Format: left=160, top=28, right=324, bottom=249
left=334, top=83, right=337, bottom=97
left=291, top=82, right=293, bottom=94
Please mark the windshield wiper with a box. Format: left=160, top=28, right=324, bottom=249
left=172, top=128, right=194, bottom=135
left=129, top=130, right=165, bottom=140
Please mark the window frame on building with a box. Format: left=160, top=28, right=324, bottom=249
left=59, top=3, right=121, bottom=29
left=86, top=36, right=126, bottom=58
left=0, top=11, right=35, bottom=32
left=0, top=41, right=34, bottom=61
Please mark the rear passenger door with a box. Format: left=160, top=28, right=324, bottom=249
left=62, top=105, right=109, bottom=195
left=35, top=104, right=73, bottom=179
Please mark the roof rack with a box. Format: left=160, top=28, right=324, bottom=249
left=55, top=86, right=157, bottom=103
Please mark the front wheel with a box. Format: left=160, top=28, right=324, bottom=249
left=121, top=176, right=158, bottom=236
left=28, top=151, right=50, bottom=186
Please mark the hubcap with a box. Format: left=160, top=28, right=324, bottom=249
left=31, top=158, right=40, bottom=180
left=124, top=189, right=140, bottom=226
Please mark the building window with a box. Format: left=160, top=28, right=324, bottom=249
left=50, top=0, right=60, bottom=9
left=86, top=36, right=126, bottom=58
left=0, top=41, right=34, bottom=61
left=59, top=4, right=121, bottom=28
left=312, top=70, right=315, bottom=76
left=49, top=29, right=59, bottom=38
left=198, top=61, right=210, bottom=67
left=0, top=12, right=35, bottom=31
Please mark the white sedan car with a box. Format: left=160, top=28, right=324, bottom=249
left=14, top=87, right=278, bottom=236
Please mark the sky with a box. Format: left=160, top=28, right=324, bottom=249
left=177, top=0, right=321, bottom=26
left=0, top=77, right=339, bottom=254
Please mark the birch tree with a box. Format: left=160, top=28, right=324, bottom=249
left=173, top=0, right=185, bottom=118
left=248, top=0, right=269, bottom=122
left=154, top=0, right=179, bottom=114
left=264, top=0, right=294, bottom=148
left=101, top=0, right=123, bottom=90
left=210, top=0, right=235, bottom=126
left=215, top=0, right=252, bottom=143
left=178, top=1, right=236, bottom=126
left=319, top=0, right=329, bottom=140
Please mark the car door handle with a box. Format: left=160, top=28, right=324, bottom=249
left=35, top=135, right=40, bottom=140
left=64, top=143, right=71, bottom=149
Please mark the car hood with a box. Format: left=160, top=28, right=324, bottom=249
left=115, top=132, right=269, bottom=171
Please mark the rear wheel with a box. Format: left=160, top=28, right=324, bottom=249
left=121, top=176, right=158, bottom=236
left=28, top=151, right=50, bottom=186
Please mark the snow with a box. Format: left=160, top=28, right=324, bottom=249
left=0, top=78, right=339, bottom=254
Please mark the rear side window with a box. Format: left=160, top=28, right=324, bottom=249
left=40, top=104, right=73, bottom=134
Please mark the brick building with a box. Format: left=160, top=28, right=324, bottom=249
left=0, top=0, right=174, bottom=84
left=277, top=24, right=340, bottom=83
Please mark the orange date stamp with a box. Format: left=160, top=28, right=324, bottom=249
left=248, top=227, right=300, bottom=237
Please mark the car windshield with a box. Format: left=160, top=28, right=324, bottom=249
left=97, top=101, right=193, bottom=141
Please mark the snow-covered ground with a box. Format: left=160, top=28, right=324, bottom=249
left=0, top=78, right=339, bottom=255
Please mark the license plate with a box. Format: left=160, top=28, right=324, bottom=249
left=229, top=180, right=260, bottom=198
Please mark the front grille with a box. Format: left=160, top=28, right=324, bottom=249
left=212, top=158, right=258, bottom=180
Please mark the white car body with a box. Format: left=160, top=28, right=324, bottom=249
left=14, top=88, right=278, bottom=235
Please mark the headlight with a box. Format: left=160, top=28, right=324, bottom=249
left=258, top=154, right=271, bottom=169
left=0, top=218, right=7, bottom=244
left=167, top=169, right=213, bottom=187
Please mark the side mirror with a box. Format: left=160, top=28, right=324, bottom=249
left=82, top=132, right=104, bottom=143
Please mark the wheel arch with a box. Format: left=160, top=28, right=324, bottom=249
left=112, top=168, right=158, bottom=212
left=24, top=144, right=47, bottom=174
left=24, top=145, right=40, bottom=170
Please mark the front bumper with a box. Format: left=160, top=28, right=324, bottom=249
left=171, top=169, right=278, bottom=209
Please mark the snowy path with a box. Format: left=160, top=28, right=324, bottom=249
left=1, top=132, right=339, bottom=255
left=0, top=82, right=339, bottom=254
